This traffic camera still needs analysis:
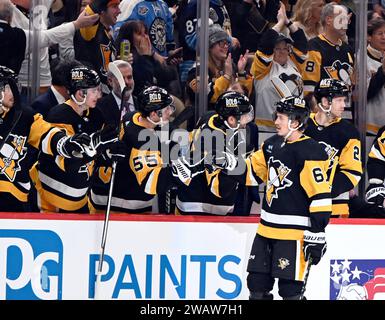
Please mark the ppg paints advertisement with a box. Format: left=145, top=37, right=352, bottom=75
left=0, top=214, right=384, bottom=300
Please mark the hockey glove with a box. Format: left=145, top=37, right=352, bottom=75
left=57, top=133, right=91, bottom=158
left=303, top=230, right=327, bottom=265
left=365, top=182, right=385, bottom=207
left=89, top=0, right=110, bottom=13
left=86, top=125, right=119, bottom=156
left=171, top=157, right=205, bottom=185
left=105, top=141, right=129, bottom=163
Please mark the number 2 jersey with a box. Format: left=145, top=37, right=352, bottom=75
left=243, top=134, right=332, bottom=240
left=304, top=114, right=363, bottom=217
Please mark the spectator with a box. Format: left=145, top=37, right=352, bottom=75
left=251, top=3, right=308, bottom=134
left=366, top=18, right=385, bottom=136
left=114, top=20, right=181, bottom=97
left=176, top=0, right=240, bottom=85
left=114, top=0, right=175, bottom=57
left=292, top=0, right=325, bottom=40
left=185, top=24, right=249, bottom=111
left=303, top=2, right=354, bottom=118
left=74, top=0, right=121, bottom=93
left=31, top=59, right=82, bottom=117
left=9, top=0, right=98, bottom=104
left=96, top=60, right=137, bottom=126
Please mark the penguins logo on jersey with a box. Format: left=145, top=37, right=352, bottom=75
left=324, top=60, right=353, bottom=85
left=0, top=134, right=27, bottom=182
left=99, top=42, right=113, bottom=77
left=149, top=17, right=166, bottom=53
left=279, top=73, right=304, bottom=96
left=266, top=158, right=293, bottom=206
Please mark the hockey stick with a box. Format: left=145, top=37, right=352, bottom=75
left=94, top=62, right=128, bottom=299
left=299, top=257, right=312, bottom=300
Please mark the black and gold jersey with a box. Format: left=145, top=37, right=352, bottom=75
left=30, top=101, right=104, bottom=212
left=367, top=125, right=385, bottom=181
left=305, top=113, right=362, bottom=216
left=176, top=113, right=254, bottom=215
left=73, top=5, right=116, bottom=86
left=244, top=134, right=331, bottom=240
left=0, top=107, right=68, bottom=203
left=90, top=112, right=175, bottom=213
left=303, top=35, right=354, bottom=94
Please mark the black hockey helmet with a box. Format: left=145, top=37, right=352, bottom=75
left=67, top=66, right=100, bottom=95
left=137, top=86, right=173, bottom=116
left=275, top=96, right=309, bottom=125
left=215, top=91, right=252, bottom=120
left=314, top=78, right=350, bottom=103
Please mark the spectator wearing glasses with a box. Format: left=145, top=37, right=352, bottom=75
left=185, top=24, right=249, bottom=110
left=251, top=2, right=308, bottom=136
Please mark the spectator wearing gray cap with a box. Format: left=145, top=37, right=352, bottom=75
left=184, top=24, right=244, bottom=110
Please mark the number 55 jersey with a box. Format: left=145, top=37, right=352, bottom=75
left=89, top=111, right=175, bottom=213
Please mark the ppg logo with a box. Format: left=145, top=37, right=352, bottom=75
left=0, top=230, right=63, bottom=300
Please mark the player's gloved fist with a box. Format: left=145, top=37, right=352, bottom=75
left=303, top=230, right=327, bottom=265
left=105, top=141, right=129, bottom=163
left=90, top=0, right=110, bottom=13
left=89, top=125, right=119, bottom=152
left=171, top=157, right=205, bottom=185
left=365, top=182, right=385, bottom=207
left=57, top=133, right=91, bottom=158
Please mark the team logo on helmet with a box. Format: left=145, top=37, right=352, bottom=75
left=266, top=157, right=293, bottom=206
left=71, top=69, right=84, bottom=81
left=149, top=92, right=162, bottom=104
left=0, top=134, right=27, bottom=182
left=293, top=97, right=306, bottom=109
left=225, top=98, right=240, bottom=108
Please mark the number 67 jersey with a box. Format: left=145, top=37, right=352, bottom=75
left=244, top=134, right=332, bottom=240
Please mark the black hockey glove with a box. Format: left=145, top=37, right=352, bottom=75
left=105, top=141, right=129, bottom=163
left=87, top=125, right=119, bottom=156
left=90, top=0, right=110, bottom=13
left=365, top=182, right=385, bottom=207
left=57, top=133, right=91, bottom=158
left=303, top=230, right=327, bottom=265
left=171, top=157, right=205, bottom=185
